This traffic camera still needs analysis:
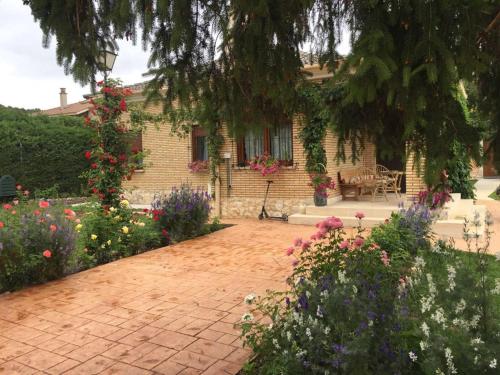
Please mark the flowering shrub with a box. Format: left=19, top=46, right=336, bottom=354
left=418, top=189, right=452, bottom=210
left=151, top=184, right=211, bottom=242
left=0, top=200, right=77, bottom=292
left=76, top=200, right=161, bottom=267
left=249, top=154, right=281, bottom=176
left=309, top=173, right=336, bottom=198
left=241, top=208, right=499, bottom=374
left=83, top=79, right=144, bottom=207
left=188, top=160, right=209, bottom=173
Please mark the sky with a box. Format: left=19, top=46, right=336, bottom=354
left=0, top=1, right=351, bottom=110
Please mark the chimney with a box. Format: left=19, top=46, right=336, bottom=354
left=59, top=88, right=67, bottom=108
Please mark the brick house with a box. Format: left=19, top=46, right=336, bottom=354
left=122, top=63, right=425, bottom=218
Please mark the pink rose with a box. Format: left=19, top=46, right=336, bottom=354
left=354, top=237, right=364, bottom=247
left=293, top=238, right=303, bottom=247
left=285, top=247, right=294, bottom=256
left=301, top=240, right=312, bottom=250
left=339, top=240, right=349, bottom=249
left=355, top=212, right=365, bottom=220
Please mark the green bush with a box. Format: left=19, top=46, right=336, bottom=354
left=446, top=140, right=476, bottom=199
left=0, top=200, right=77, bottom=292
left=76, top=200, right=162, bottom=268
left=241, top=209, right=499, bottom=374
left=151, top=184, right=212, bottom=242
left=0, top=105, right=93, bottom=195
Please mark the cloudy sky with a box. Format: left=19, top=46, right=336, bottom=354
left=0, top=1, right=351, bottom=110
left=0, top=1, right=150, bottom=110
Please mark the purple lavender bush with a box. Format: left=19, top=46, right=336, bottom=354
left=151, top=184, right=211, bottom=242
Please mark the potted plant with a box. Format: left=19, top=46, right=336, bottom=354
left=249, top=154, right=281, bottom=176
left=309, top=173, right=336, bottom=206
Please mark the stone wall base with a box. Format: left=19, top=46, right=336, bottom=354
left=221, top=196, right=313, bottom=218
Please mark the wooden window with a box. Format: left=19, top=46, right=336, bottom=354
left=237, top=123, right=293, bottom=166
left=131, top=130, right=143, bottom=169
left=192, top=126, right=208, bottom=161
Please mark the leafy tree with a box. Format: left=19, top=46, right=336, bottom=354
left=24, top=0, right=499, bottom=181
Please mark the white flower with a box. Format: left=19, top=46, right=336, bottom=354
left=409, top=351, right=418, bottom=362
left=338, top=270, right=347, bottom=284
left=431, top=307, right=446, bottom=327
left=306, top=290, right=311, bottom=298
left=421, top=296, right=434, bottom=313
left=471, top=337, right=484, bottom=345
left=316, top=306, right=324, bottom=318
left=426, top=273, right=437, bottom=296
left=286, top=331, right=292, bottom=341
left=306, top=328, right=312, bottom=340
left=324, top=326, right=331, bottom=335
left=109, top=206, right=116, bottom=212
left=455, top=299, right=466, bottom=314
left=414, top=256, right=426, bottom=270
left=421, top=322, right=430, bottom=337
left=241, top=312, right=253, bottom=322
left=420, top=341, right=429, bottom=351
left=296, top=349, right=307, bottom=359
left=489, top=358, right=497, bottom=369
left=445, top=348, right=457, bottom=374
left=320, top=289, right=329, bottom=299
left=272, top=338, right=280, bottom=349
left=492, top=279, right=500, bottom=295
left=446, top=265, right=456, bottom=292
left=470, top=314, right=481, bottom=328
left=244, top=293, right=256, bottom=304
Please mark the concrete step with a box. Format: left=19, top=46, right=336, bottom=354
left=288, top=214, right=387, bottom=228
left=305, top=205, right=397, bottom=218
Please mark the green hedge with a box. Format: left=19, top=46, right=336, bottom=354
left=0, top=105, right=93, bottom=195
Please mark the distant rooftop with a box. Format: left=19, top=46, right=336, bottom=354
left=38, top=100, right=92, bottom=117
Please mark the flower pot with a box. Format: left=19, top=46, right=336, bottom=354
left=314, top=191, right=327, bottom=207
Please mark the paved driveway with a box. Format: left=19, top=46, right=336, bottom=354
left=0, top=219, right=313, bottom=374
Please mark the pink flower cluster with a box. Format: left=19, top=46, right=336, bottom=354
left=188, top=160, right=209, bottom=173
left=249, top=154, right=280, bottom=176
left=310, top=216, right=344, bottom=240
left=380, top=250, right=390, bottom=266
left=309, top=173, right=336, bottom=198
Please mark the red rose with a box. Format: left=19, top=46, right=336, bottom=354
left=50, top=224, right=57, bottom=232
left=39, top=201, right=49, bottom=209
left=43, top=249, right=52, bottom=258
left=0, top=221, right=4, bottom=228
left=91, top=163, right=98, bottom=169
left=33, top=209, right=41, bottom=216
left=84, top=116, right=91, bottom=125
left=119, top=99, right=127, bottom=111
left=64, top=209, right=76, bottom=217
left=118, top=154, right=127, bottom=162
left=109, top=157, right=117, bottom=165
left=92, top=187, right=98, bottom=194
left=3, top=204, right=12, bottom=210
left=85, top=150, right=92, bottom=160
left=143, top=208, right=149, bottom=213
left=161, top=229, right=169, bottom=237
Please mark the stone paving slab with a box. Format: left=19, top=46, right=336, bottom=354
left=0, top=219, right=313, bottom=374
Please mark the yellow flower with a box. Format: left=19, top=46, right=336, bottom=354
left=91, top=234, right=97, bottom=241
left=75, top=224, right=83, bottom=232
left=113, top=215, right=121, bottom=221
left=120, top=200, right=129, bottom=208
left=109, top=207, right=116, bottom=212
left=137, top=222, right=146, bottom=227
left=121, top=226, right=129, bottom=234
left=107, top=240, right=112, bottom=246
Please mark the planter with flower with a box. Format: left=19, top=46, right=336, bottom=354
left=249, top=154, right=281, bottom=177
left=309, top=173, right=336, bottom=206
left=188, top=160, right=209, bottom=173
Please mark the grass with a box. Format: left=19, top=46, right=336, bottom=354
left=489, top=190, right=500, bottom=200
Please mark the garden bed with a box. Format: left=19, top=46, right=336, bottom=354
left=0, top=185, right=222, bottom=294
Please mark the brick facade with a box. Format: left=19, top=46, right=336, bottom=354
left=123, top=65, right=419, bottom=218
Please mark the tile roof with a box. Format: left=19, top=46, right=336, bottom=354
left=38, top=100, right=92, bottom=117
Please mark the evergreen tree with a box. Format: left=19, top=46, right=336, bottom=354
left=23, top=0, right=499, bottom=181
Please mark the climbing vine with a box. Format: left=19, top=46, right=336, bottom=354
left=297, top=82, right=329, bottom=173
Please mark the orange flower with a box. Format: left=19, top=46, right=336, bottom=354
left=39, top=201, right=49, bottom=209
left=11, top=210, right=16, bottom=215
left=0, top=221, right=4, bottom=228
left=3, top=203, right=12, bottom=210
left=64, top=209, right=76, bottom=217
left=42, top=249, right=52, bottom=258
left=33, top=209, right=41, bottom=216
left=50, top=224, right=57, bottom=232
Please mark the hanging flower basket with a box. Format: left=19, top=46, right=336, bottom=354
left=249, top=154, right=281, bottom=176
left=188, top=160, right=209, bottom=173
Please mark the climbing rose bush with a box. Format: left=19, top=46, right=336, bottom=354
left=83, top=79, right=144, bottom=207
left=241, top=208, right=499, bottom=374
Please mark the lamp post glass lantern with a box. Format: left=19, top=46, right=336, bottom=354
left=97, top=49, right=117, bottom=86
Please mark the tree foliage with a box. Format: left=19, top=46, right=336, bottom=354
left=0, top=105, right=92, bottom=195
left=24, top=0, right=500, bottom=181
